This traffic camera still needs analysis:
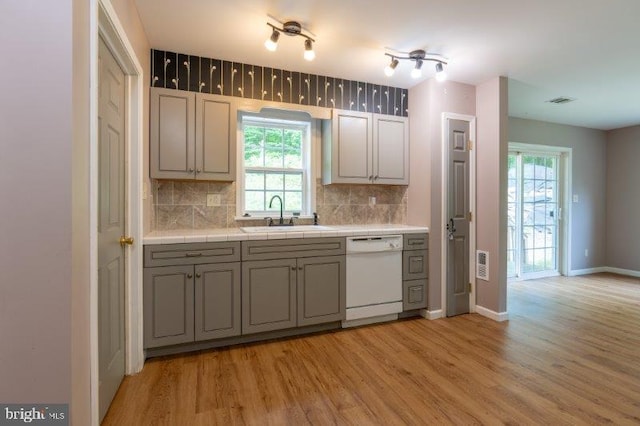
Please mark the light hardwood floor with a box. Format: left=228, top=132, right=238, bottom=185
left=103, top=273, right=640, bottom=425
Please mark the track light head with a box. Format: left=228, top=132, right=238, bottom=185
left=304, top=39, right=315, bottom=61
left=265, top=29, right=280, bottom=51
left=384, top=58, right=399, bottom=77
left=435, top=62, right=447, bottom=82
left=411, top=59, right=423, bottom=79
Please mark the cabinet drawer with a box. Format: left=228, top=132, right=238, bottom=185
left=403, top=233, right=428, bottom=250
left=403, top=279, right=427, bottom=311
left=144, top=242, right=240, bottom=267
left=242, top=237, right=345, bottom=261
left=403, top=249, right=428, bottom=280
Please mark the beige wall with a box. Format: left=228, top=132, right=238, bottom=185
left=475, top=77, right=508, bottom=314
left=0, top=0, right=74, bottom=405
left=408, top=79, right=476, bottom=311
left=605, top=125, right=640, bottom=272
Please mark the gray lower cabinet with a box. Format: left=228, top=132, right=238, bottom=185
left=144, top=265, right=195, bottom=348
left=242, top=259, right=297, bottom=334
left=241, top=238, right=347, bottom=335
left=195, top=263, right=241, bottom=340
left=297, top=256, right=346, bottom=327
left=143, top=242, right=241, bottom=349
left=402, top=233, right=429, bottom=311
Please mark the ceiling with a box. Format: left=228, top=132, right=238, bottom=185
left=134, top=0, right=640, bottom=130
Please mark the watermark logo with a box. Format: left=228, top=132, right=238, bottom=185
left=0, top=405, right=68, bottom=425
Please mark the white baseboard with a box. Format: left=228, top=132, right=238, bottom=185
left=568, top=267, right=608, bottom=276
left=475, top=305, right=509, bottom=322
left=568, top=266, right=640, bottom=278
left=423, top=309, right=443, bottom=320
left=604, top=267, right=640, bottom=278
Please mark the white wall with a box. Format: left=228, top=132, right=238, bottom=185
left=509, top=117, right=607, bottom=271
left=605, top=125, right=640, bottom=272
left=0, top=0, right=75, bottom=404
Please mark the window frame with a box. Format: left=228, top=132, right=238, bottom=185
left=236, top=110, right=316, bottom=219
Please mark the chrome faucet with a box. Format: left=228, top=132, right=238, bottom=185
left=268, top=195, right=285, bottom=225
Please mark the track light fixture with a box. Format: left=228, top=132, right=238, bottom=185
left=384, top=49, right=448, bottom=81
left=265, top=21, right=316, bottom=61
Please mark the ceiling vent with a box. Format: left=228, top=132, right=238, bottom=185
left=546, top=96, right=575, bottom=104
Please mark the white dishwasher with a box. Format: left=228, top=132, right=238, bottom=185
left=343, top=235, right=403, bottom=327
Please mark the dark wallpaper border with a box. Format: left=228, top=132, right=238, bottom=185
left=151, top=49, right=409, bottom=117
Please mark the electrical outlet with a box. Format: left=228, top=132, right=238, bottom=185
left=142, top=182, right=148, bottom=200
left=585, top=249, right=589, bottom=257
left=207, top=193, right=221, bottom=207
left=369, top=196, right=376, bottom=205
left=573, top=194, right=579, bottom=203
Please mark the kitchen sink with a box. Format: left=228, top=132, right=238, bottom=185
left=240, top=225, right=334, bottom=233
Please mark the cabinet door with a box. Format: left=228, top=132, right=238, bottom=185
left=331, top=109, right=373, bottom=184
left=150, top=87, right=196, bottom=179
left=242, top=259, right=297, bottom=334
left=143, top=265, right=194, bottom=348
left=373, top=114, right=409, bottom=185
left=195, top=93, right=236, bottom=181
left=297, top=256, right=346, bottom=326
left=194, top=263, right=241, bottom=341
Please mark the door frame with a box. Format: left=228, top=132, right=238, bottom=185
left=440, top=113, right=476, bottom=317
left=507, top=142, right=572, bottom=277
left=93, top=1, right=145, bottom=424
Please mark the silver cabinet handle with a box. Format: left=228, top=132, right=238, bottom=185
left=196, top=169, right=201, bottom=173
left=374, top=175, right=378, bottom=180
left=291, top=266, right=296, bottom=271
left=187, top=273, right=193, bottom=279
left=195, top=273, right=201, bottom=278
left=189, top=168, right=194, bottom=173
left=298, top=266, right=303, bottom=270
left=186, top=252, right=202, bottom=257
left=369, top=175, right=373, bottom=180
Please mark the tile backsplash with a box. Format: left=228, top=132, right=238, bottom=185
left=152, top=179, right=407, bottom=230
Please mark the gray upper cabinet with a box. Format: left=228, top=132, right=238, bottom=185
left=143, top=265, right=195, bottom=348
left=242, top=259, right=297, bottom=335
left=373, top=114, right=409, bottom=185
left=150, top=88, right=195, bottom=179
left=323, top=109, right=373, bottom=184
left=150, top=87, right=236, bottom=181
left=297, top=256, right=346, bottom=327
left=194, top=263, right=241, bottom=341
left=323, top=109, right=409, bottom=185
left=195, top=93, right=237, bottom=180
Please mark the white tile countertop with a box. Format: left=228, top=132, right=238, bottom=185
left=143, top=224, right=429, bottom=245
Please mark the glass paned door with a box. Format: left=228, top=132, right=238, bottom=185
left=508, top=152, right=560, bottom=279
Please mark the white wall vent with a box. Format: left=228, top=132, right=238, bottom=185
left=476, top=250, right=489, bottom=281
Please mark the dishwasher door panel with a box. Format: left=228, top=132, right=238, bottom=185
left=346, top=251, right=402, bottom=307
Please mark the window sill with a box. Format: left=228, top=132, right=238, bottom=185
left=234, top=215, right=315, bottom=221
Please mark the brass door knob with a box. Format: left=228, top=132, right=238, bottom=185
left=119, top=236, right=134, bottom=246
